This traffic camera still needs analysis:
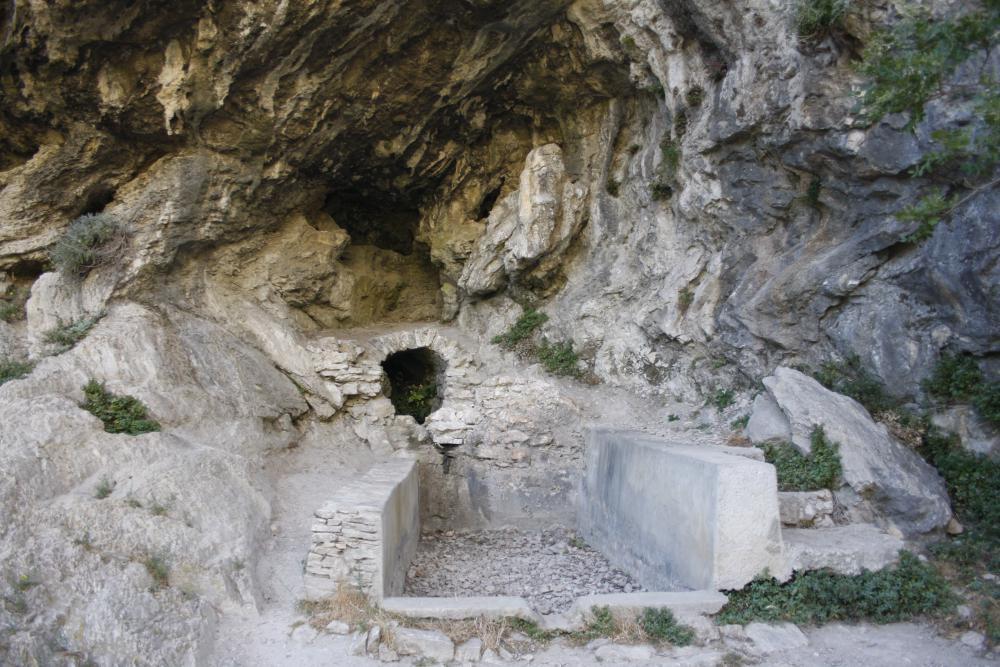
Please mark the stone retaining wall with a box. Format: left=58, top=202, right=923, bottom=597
left=304, top=458, right=420, bottom=600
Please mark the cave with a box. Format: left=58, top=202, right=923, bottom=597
left=381, top=347, right=445, bottom=424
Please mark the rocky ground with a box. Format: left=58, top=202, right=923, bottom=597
left=404, top=527, right=656, bottom=614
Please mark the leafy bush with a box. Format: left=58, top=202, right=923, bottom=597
left=857, top=8, right=997, bottom=127
left=538, top=340, right=580, bottom=377
left=0, top=358, right=33, bottom=386
left=716, top=551, right=954, bottom=625
left=762, top=427, right=842, bottom=491
left=492, top=308, right=549, bottom=349
left=43, top=313, right=102, bottom=353
left=813, top=354, right=897, bottom=415
left=924, top=353, right=1000, bottom=428
left=639, top=608, right=694, bottom=645
left=921, top=430, right=1000, bottom=533
left=81, top=380, right=160, bottom=435
left=795, top=0, right=849, bottom=40
left=49, top=212, right=129, bottom=277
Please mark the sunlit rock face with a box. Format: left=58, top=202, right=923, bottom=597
left=0, top=0, right=995, bottom=663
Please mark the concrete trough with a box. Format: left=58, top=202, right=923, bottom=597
left=578, top=428, right=785, bottom=590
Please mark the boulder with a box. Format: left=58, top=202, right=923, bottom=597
left=778, top=490, right=834, bottom=527
left=744, top=622, right=808, bottom=654
left=748, top=367, right=951, bottom=535
left=390, top=627, right=455, bottom=662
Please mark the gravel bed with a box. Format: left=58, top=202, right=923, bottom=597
left=403, top=526, right=655, bottom=614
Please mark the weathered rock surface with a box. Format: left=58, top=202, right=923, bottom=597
left=749, top=367, right=952, bottom=535
left=782, top=525, right=904, bottom=576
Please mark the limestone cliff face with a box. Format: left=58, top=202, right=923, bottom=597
left=0, top=0, right=995, bottom=664
left=2, top=0, right=994, bottom=396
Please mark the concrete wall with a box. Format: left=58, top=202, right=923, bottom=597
left=304, top=458, right=420, bottom=600
left=578, top=429, right=784, bottom=591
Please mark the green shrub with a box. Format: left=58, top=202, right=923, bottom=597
left=795, top=0, right=849, bottom=40
left=639, top=608, right=694, bottom=645
left=43, top=313, right=102, bottom=353
left=492, top=308, right=549, bottom=350
left=711, top=388, right=734, bottom=412
left=857, top=8, right=997, bottom=128
left=813, top=354, right=897, bottom=415
left=49, top=212, right=129, bottom=277
left=0, top=357, right=33, bottom=386
left=921, top=430, right=1000, bottom=533
left=538, top=340, right=580, bottom=377
left=762, top=427, right=842, bottom=491
left=924, top=353, right=1000, bottom=428
left=81, top=380, right=160, bottom=435
left=716, top=551, right=954, bottom=625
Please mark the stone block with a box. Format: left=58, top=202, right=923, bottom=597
left=579, top=428, right=784, bottom=590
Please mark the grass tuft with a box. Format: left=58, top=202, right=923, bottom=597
left=639, top=608, right=694, bottom=645
left=0, top=357, right=33, bottom=386
left=49, top=212, right=130, bottom=278
left=492, top=309, right=548, bottom=350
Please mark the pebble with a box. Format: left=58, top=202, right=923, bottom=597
left=404, top=527, right=652, bottom=614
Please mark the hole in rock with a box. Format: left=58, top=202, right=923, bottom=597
left=324, top=190, right=421, bottom=255
left=476, top=182, right=504, bottom=221
left=79, top=185, right=116, bottom=216
left=381, top=347, right=444, bottom=424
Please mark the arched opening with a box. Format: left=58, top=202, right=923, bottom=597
left=381, top=347, right=445, bottom=424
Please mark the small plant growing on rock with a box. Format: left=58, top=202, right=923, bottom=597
left=660, top=138, right=681, bottom=176
left=711, top=388, right=735, bottom=412
left=538, top=340, right=580, bottom=377
left=639, top=608, right=694, bottom=645
left=685, top=86, right=704, bottom=108
left=49, top=212, right=129, bottom=278
left=673, top=109, right=688, bottom=138
left=398, top=382, right=438, bottom=423
left=0, top=289, right=26, bottom=323
left=762, top=426, right=842, bottom=491
left=651, top=181, right=674, bottom=201
left=794, top=0, right=849, bottom=40
left=0, top=357, right=33, bottom=386
left=94, top=478, right=115, bottom=500
left=492, top=308, right=548, bottom=350
left=143, top=555, right=169, bottom=589
left=581, top=605, right=615, bottom=640
left=81, top=380, right=160, bottom=435
left=43, top=312, right=103, bottom=353
left=606, top=177, right=621, bottom=197
left=813, top=354, right=896, bottom=415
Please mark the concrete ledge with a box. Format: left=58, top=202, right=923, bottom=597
left=783, top=524, right=903, bottom=576
left=381, top=596, right=538, bottom=621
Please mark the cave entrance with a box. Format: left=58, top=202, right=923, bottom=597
left=381, top=347, right=445, bottom=424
